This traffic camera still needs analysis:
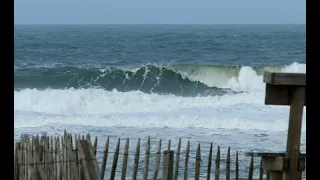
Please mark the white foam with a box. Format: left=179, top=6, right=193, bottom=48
left=14, top=88, right=267, bottom=115
left=227, top=66, right=265, bottom=92
left=14, top=88, right=306, bottom=131
left=14, top=111, right=306, bottom=132
left=226, top=62, right=305, bottom=92
left=175, top=62, right=306, bottom=92
left=281, top=62, right=306, bottom=73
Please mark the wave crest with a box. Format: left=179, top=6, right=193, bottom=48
left=14, top=62, right=305, bottom=95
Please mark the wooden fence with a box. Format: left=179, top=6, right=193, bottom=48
left=14, top=130, right=260, bottom=180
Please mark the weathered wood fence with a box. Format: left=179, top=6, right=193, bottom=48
left=14, top=131, right=260, bottom=180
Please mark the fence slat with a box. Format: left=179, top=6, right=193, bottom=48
left=78, top=140, right=100, bottom=180
left=93, top=136, right=98, bottom=157
left=38, top=135, right=42, bottom=180
left=36, top=136, right=44, bottom=180
left=195, top=143, right=201, bottom=180
left=26, top=137, right=33, bottom=180
left=143, top=136, right=151, bottom=180
left=24, top=137, right=29, bottom=179
left=69, top=134, right=79, bottom=180
left=226, top=147, right=230, bottom=180
left=53, top=137, right=57, bottom=180
left=121, top=138, right=129, bottom=180
left=236, top=151, right=239, bottom=180
left=75, top=135, right=78, bottom=150
left=86, top=133, right=91, bottom=144
left=32, top=136, right=40, bottom=180
left=34, top=136, right=39, bottom=179
left=57, top=137, right=63, bottom=180
left=77, top=134, right=81, bottom=149
left=63, top=131, right=68, bottom=180
left=101, top=136, right=109, bottom=180
left=45, top=137, right=51, bottom=180
left=36, top=136, right=42, bottom=179
left=132, top=138, right=140, bottom=180
left=47, top=137, right=52, bottom=180
left=53, top=137, right=58, bottom=180
left=30, top=136, right=36, bottom=180
left=67, top=135, right=72, bottom=180
left=174, top=138, right=181, bottom=180
left=74, top=135, right=81, bottom=180
left=259, top=158, right=263, bottom=180
left=61, top=136, right=66, bottom=180
left=248, top=156, right=254, bottom=180
left=35, top=136, right=41, bottom=180
left=27, top=135, right=31, bottom=178
left=36, top=136, right=42, bottom=180
left=163, top=150, right=174, bottom=180
left=48, top=137, right=53, bottom=180
left=21, top=135, right=26, bottom=180
left=40, top=136, right=44, bottom=179
left=32, top=136, right=38, bottom=179
left=215, top=146, right=220, bottom=180
left=14, top=142, right=19, bottom=180
left=207, top=142, right=213, bottom=180
left=152, top=139, right=162, bottom=180
left=163, top=139, right=173, bottom=180
left=184, top=141, right=190, bottom=180
left=18, top=140, right=24, bottom=180
left=110, top=137, right=120, bottom=180
left=51, top=137, right=54, bottom=180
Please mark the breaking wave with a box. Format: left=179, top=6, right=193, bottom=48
left=14, top=62, right=305, bottom=96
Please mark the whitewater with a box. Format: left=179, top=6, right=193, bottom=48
left=14, top=62, right=306, bottom=140
left=14, top=63, right=306, bottom=179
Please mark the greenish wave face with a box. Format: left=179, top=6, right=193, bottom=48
left=14, top=63, right=305, bottom=96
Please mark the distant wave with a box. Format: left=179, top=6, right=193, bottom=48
left=14, top=62, right=305, bottom=96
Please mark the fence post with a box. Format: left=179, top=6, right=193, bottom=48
left=14, top=142, right=20, bottom=180
left=163, top=150, right=174, bottom=180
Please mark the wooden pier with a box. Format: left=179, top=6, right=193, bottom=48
left=245, top=71, right=306, bottom=180
left=13, top=71, right=306, bottom=180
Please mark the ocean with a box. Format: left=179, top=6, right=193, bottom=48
left=14, top=24, right=306, bottom=179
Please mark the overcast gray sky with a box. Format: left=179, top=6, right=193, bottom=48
left=14, top=0, right=306, bottom=24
